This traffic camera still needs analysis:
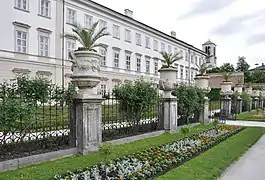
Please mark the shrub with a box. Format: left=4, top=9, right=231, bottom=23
left=241, top=92, right=251, bottom=112
left=208, top=88, right=221, bottom=101
left=112, top=78, right=159, bottom=121
left=172, top=85, right=206, bottom=124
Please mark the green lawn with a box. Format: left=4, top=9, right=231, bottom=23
left=0, top=124, right=213, bottom=180
left=236, top=109, right=265, bottom=121
left=157, top=127, right=265, bottom=180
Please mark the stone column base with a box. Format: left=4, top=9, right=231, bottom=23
left=163, top=98, right=178, bottom=133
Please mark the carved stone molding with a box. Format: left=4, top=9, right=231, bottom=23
left=100, top=77, right=109, bottom=81
left=112, top=78, right=122, bottom=83
left=12, top=68, right=31, bottom=74
left=13, top=21, right=31, bottom=29
left=37, top=27, right=52, bottom=34
left=36, top=70, right=52, bottom=76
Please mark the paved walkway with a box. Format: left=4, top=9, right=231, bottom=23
left=220, top=134, right=265, bottom=180
left=225, top=120, right=265, bottom=127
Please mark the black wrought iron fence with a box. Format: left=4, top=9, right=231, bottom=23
left=101, top=93, right=163, bottom=142
left=209, top=99, right=221, bottom=119
left=0, top=84, right=75, bottom=162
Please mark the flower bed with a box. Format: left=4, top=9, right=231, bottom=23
left=53, top=125, right=243, bottom=180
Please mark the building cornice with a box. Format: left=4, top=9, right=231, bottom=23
left=75, top=0, right=207, bottom=55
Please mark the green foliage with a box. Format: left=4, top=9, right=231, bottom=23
left=206, top=67, right=221, bottom=73
left=112, top=78, right=159, bottom=119
left=220, top=63, right=235, bottom=72
left=196, top=63, right=210, bottom=75
left=160, top=52, right=183, bottom=68
left=63, top=21, right=110, bottom=52
left=241, top=92, right=251, bottom=112
left=207, top=88, right=221, bottom=101
left=249, top=70, right=265, bottom=83
left=180, top=127, right=190, bottom=136
left=236, top=56, right=250, bottom=72
left=222, top=71, right=233, bottom=82
left=172, top=85, right=205, bottom=123
left=99, top=142, right=114, bottom=161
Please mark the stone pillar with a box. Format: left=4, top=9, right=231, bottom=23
left=236, top=97, right=242, bottom=114
left=199, top=97, right=210, bottom=123
left=253, top=97, right=259, bottom=109
left=220, top=95, right=232, bottom=119
left=249, top=97, right=253, bottom=111
left=162, top=98, right=178, bottom=132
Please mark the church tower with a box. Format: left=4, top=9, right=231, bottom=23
left=202, top=40, right=217, bottom=68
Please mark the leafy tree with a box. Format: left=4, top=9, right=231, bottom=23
left=63, top=21, right=110, bottom=51
left=172, top=85, right=205, bottom=124
left=236, top=56, right=250, bottom=72
left=160, top=52, right=183, bottom=68
left=208, top=88, right=221, bottom=101
left=220, top=63, right=235, bottom=72
left=250, top=70, right=265, bottom=83
left=196, top=63, right=210, bottom=75
left=206, top=67, right=221, bottom=73
left=112, top=78, right=159, bottom=121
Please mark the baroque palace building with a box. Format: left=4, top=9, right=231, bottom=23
left=0, top=0, right=217, bottom=94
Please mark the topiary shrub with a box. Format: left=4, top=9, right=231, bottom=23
left=172, top=84, right=206, bottom=125
left=112, top=78, right=159, bottom=121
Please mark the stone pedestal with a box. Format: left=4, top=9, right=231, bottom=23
left=74, top=98, right=103, bottom=155
left=236, top=97, right=242, bottom=114
left=199, top=97, right=210, bottom=123
left=253, top=97, right=259, bottom=109
left=220, top=95, right=232, bottom=119
left=162, top=98, right=178, bottom=132
left=249, top=98, right=253, bottom=111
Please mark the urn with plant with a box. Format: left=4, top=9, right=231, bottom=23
left=194, top=63, right=211, bottom=92
left=220, top=72, right=233, bottom=95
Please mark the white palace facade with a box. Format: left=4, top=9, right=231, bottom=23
left=0, top=0, right=217, bottom=94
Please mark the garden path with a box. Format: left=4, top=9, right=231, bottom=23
left=225, top=120, right=265, bottom=127
left=220, top=132, right=265, bottom=180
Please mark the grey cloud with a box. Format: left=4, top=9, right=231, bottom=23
left=247, top=33, right=265, bottom=45
left=211, top=9, right=265, bottom=36
left=177, top=0, right=237, bottom=20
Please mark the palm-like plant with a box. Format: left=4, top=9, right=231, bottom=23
left=222, top=72, right=233, bottom=82
left=196, top=63, right=210, bottom=76
left=63, top=21, right=110, bottom=52
left=160, top=52, right=183, bottom=68
left=235, top=77, right=243, bottom=85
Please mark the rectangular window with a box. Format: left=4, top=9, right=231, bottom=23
left=99, top=20, right=107, bottom=33
left=199, top=57, right=202, bottom=65
left=99, top=48, right=106, bottom=66
left=153, top=40, right=158, bottom=51
left=179, top=50, right=183, bottom=58
left=174, top=47, right=178, bottom=54
left=154, top=61, right=158, bottom=74
left=145, top=57, right=150, bottom=73
left=125, top=29, right=131, bottom=42
left=66, top=40, right=76, bottom=59
left=195, top=56, right=198, bottom=65
left=191, top=71, right=194, bottom=80
left=113, top=25, right=120, bottom=39
left=145, top=36, right=150, bottom=48
left=180, top=68, right=183, bottom=80
left=136, top=56, right=141, bottom=72
left=125, top=53, right=131, bottom=70
left=15, top=30, right=28, bottom=53
left=136, top=33, right=141, bottom=46
left=161, top=42, right=165, bottom=52
left=185, top=52, right=189, bottom=61
left=39, top=0, right=50, bottom=17
left=168, top=45, right=172, bottom=54
left=15, top=0, right=28, bottom=11
left=39, top=35, right=49, bottom=56
left=191, top=55, right=194, bottom=64
left=99, top=84, right=107, bottom=95
left=185, top=69, right=189, bottom=80
left=84, top=14, right=93, bottom=28
left=174, top=63, right=179, bottom=79
left=66, top=8, right=76, bottom=24
left=113, top=50, right=120, bottom=68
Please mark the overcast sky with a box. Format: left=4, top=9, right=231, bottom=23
left=93, top=0, right=265, bottom=68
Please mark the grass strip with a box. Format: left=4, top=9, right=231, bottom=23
left=0, top=124, right=213, bottom=180
left=157, top=127, right=265, bottom=180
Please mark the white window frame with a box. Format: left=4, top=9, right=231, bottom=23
left=66, top=8, right=76, bottom=24
left=66, top=39, right=76, bottom=59
left=136, top=55, right=141, bottom=72
left=125, top=29, right=131, bottom=42
left=136, top=33, right=141, bottom=46
left=113, top=25, right=120, bottom=39
left=99, top=20, right=107, bottom=33
left=185, top=52, right=188, bottom=61
left=145, top=36, right=150, bottom=49
left=113, top=49, right=120, bottom=68
left=174, top=47, right=178, bottom=54
left=191, top=71, right=194, bottom=80
left=154, top=61, right=158, bottom=74
left=195, top=56, right=198, bottom=65
left=39, top=0, right=51, bottom=18
left=38, top=33, right=50, bottom=57
left=153, top=40, right=158, bottom=51
left=191, top=55, right=194, bottom=64
left=145, top=57, right=150, bottom=73
left=84, top=14, right=93, bottom=28
left=15, top=0, right=29, bottom=11
left=99, top=84, right=107, bottom=95
left=185, top=69, right=189, bottom=80
left=175, top=64, right=179, bottom=79
left=180, top=68, right=184, bottom=80
left=161, top=42, right=165, bottom=52
left=99, top=48, right=107, bottom=66
left=125, top=52, right=131, bottom=70
left=14, top=23, right=30, bottom=53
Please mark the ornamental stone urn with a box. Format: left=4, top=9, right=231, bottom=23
left=194, top=75, right=211, bottom=93
left=220, top=81, right=233, bottom=96
left=234, top=84, right=243, bottom=95
left=69, top=50, right=101, bottom=99
left=158, top=67, right=178, bottom=98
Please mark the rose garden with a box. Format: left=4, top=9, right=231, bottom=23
left=0, top=21, right=265, bottom=180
